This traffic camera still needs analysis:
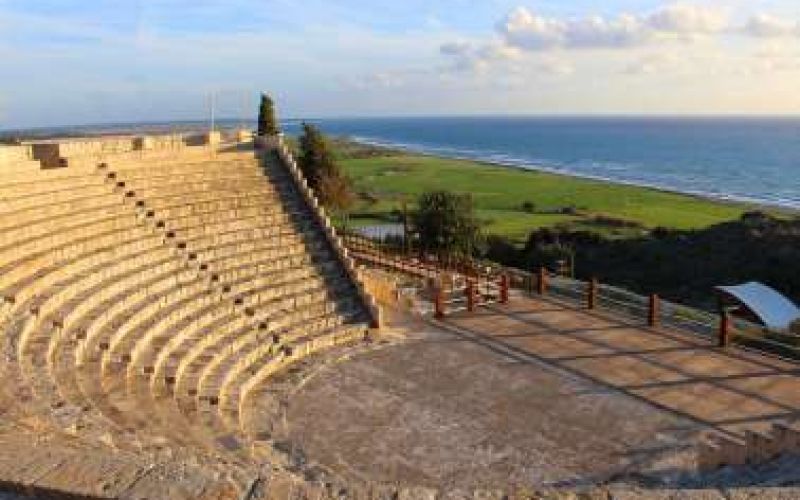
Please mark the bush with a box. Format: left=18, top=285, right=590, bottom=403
left=412, top=190, right=482, bottom=260
left=521, top=201, right=536, bottom=213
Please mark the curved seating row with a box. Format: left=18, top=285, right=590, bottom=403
left=0, top=147, right=371, bottom=472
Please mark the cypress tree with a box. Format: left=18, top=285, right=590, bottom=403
left=257, top=93, right=279, bottom=136
left=298, top=123, right=353, bottom=210
left=299, top=123, right=337, bottom=189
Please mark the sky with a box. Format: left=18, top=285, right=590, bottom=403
left=1, top=0, right=800, bottom=128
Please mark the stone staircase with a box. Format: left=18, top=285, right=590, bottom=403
left=0, top=138, right=376, bottom=497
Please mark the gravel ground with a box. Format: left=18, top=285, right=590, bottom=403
left=283, top=323, right=704, bottom=491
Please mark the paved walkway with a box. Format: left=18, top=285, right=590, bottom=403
left=443, top=294, right=800, bottom=439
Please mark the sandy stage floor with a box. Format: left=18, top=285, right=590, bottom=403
left=283, top=312, right=703, bottom=490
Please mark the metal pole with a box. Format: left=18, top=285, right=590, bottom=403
left=719, top=309, right=731, bottom=348
left=648, top=294, right=660, bottom=327
left=588, top=278, right=598, bottom=310
left=537, top=267, right=547, bottom=295
left=500, top=274, right=509, bottom=304
left=209, top=91, right=216, bottom=134
left=434, top=287, right=445, bottom=319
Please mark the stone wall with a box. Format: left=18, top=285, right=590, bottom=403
left=0, top=145, right=32, bottom=163
left=698, top=422, right=800, bottom=470
left=273, top=134, right=383, bottom=329
left=28, top=131, right=249, bottom=169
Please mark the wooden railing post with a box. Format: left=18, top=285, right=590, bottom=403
left=588, top=277, right=598, bottom=310
left=537, top=267, right=547, bottom=295
left=648, top=294, right=660, bottom=327
left=719, top=309, right=731, bottom=348
left=434, top=287, right=445, bottom=320
left=500, top=274, right=509, bottom=304
left=466, top=280, right=475, bottom=312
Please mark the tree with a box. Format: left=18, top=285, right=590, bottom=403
left=297, top=123, right=354, bottom=211
left=317, top=172, right=355, bottom=214
left=257, top=93, right=279, bottom=136
left=298, top=123, right=336, bottom=189
left=412, top=190, right=482, bottom=261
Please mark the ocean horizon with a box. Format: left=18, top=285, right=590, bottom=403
left=6, top=116, right=800, bottom=211
left=284, top=116, right=800, bottom=211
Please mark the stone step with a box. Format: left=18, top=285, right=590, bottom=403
left=0, top=209, right=144, bottom=262
left=0, top=191, right=124, bottom=232
left=0, top=183, right=112, bottom=212
left=110, top=158, right=260, bottom=178
left=122, top=177, right=268, bottom=201
left=84, top=271, right=343, bottom=440
left=0, top=213, right=152, bottom=278
left=236, top=323, right=369, bottom=439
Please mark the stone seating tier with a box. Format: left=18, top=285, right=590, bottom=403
left=0, top=144, right=373, bottom=494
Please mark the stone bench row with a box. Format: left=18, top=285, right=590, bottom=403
left=0, top=154, right=256, bottom=198
left=11, top=242, right=346, bottom=454
left=53, top=146, right=253, bottom=169
left=0, top=203, right=305, bottom=280
left=0, top=164, right=264, bottom=210
left=1, top=213, right=313, bottom=323
left=0, top=146, right=372, bottom=471
left=0, top=174, right=280, bottom=235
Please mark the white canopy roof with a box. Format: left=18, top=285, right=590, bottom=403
left=715, top=282, right=800, bottom=331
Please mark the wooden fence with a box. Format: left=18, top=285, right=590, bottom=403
left=342, top=231, right=800, bottom=361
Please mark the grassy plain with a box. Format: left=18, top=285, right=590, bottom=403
left=336, top=146, right=772, bottom=242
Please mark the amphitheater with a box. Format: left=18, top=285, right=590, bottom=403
left=1, top=130, right=800, bottom=499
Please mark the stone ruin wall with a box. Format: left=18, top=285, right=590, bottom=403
left=0, top=145, right=33, bottom=163
left=0, top=145, right=40, bottom=171
left=2, top=131, right=250, bottom=170
left=29, top=133, right=189, bottom=169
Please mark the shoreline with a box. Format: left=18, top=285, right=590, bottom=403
left=345, top=135, right=799, bottom=215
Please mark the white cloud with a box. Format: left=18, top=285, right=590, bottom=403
left=646, top=4, right=728, bottom=34
left=743, top=14, right=800, bottom=38
left=439, top=39, right=521, bottom=74
left=497, top=8, right=650, bottom=50
left=497, top=7, right=565, bottom=50
left=496, top=4, right=728, bottom=52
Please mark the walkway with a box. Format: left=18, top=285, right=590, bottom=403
left=444, top=294, right=800, bottom=439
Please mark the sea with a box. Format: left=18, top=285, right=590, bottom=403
left=284, top=117, right=800, bottom=211
left=7, top=116, right=800, bottom=210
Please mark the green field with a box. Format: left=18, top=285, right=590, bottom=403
left=337, top=149, right=779, bottom=243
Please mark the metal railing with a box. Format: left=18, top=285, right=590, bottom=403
left=341, top=231, right=800, bottom=362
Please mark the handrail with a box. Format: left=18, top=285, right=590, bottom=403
left=263, top=134, right=382, bottom=329
left=342, top=230, right=800, bottom=361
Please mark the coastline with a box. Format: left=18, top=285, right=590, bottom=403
left=345, top=135, right=798, bottom=215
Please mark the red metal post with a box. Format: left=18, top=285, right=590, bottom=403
left=648, top=294, right=660, bottom=327
left=537, top=267, right=547, bottom=295
left=588, top=277, right=598, bottom=310
left=500, top=274, right=509, bottom=304
left=434, top=287, right=445, bottom=320
left=466, top=280, right=475, bottom=312
left=719, top=310, right=731, bottom=348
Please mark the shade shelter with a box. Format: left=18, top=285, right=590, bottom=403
left=714, top=282, right=800, bottom=332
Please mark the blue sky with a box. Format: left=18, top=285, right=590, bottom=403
left=1, top=1, right=800, bottom=128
